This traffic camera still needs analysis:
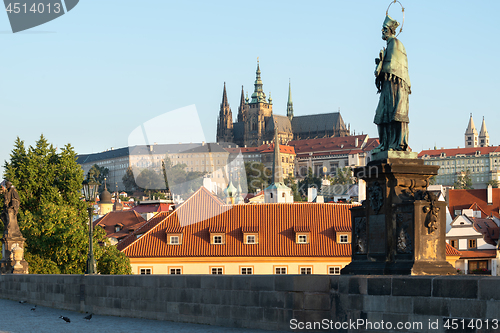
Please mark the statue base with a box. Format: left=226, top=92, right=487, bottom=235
left=1, top=236, right=29, bottom=274
left=371, top=150, right=418, bottom=161
left=342, top=158, right=456, bottom=276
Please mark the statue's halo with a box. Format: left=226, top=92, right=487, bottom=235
left=386, top=0, right=405, bottom=37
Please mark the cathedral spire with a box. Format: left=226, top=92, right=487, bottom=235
left=221, top=81, right=229, bottom=108
left=287, top=79, right=294, bottom=120
left=465, top=113, right=478, bottom=148
left=250, top=59, right=267, bottom=103
left=216, top=82, right=234, bottom=143
left=237, top=85, right=246, bottom=123
left=479, top=116, right=490, bottom=147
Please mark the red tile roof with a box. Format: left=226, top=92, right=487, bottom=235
left=418, top=145, right=500, bottom=158
left=122, top=187, right=356, bottom=258
left=472, top=218, right=499, bottom=246
left=116, top=211, right=171, bottom=251
left=289, top=135, right=372, bottom=155
left=94, top=211, right=146, bottom=241
left=131, top=203, right=172, bottom=214
left=448, top=188, right=500, bottom=219
left=445, top=243, right=462, bottom=256
left=457, top=249, right=496, bottom=259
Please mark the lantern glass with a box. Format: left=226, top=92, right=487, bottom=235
left=82, top=178, right=100, bottom=202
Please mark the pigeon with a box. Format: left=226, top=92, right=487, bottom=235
left=59, top=316, right=71, bottom=323
left=84, top=313, right=93, bottom=321
left=30, top=305, right=36, bottom=311
left=19, top=300, right=27, bottom=304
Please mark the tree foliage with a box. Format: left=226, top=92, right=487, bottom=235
left=327, top=167, right=355, bottom=185
left=3, top=135, right=131, bottom=274
left=297, top=167, right=322, bottom=198
left=453, top=169, right=473, bottom=189
left=87, top=164, right=109, bottom=192
left=486, top=180, right=499, bottom=188
left=244, top=161, right=271, bottom=194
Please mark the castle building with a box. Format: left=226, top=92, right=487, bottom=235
left=216, top=62, right=349, bottom=148
left=419, top=116, right=498, bottom=189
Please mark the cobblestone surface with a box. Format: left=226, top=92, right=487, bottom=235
left=0, top=299, right=287, bottom=333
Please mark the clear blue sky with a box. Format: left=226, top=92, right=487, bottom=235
left=0, top=1, right=499, bottom=175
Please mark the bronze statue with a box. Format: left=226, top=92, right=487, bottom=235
left=1, top=180, right=22, bottom=238
left=372, top=14, right=411, bottom=153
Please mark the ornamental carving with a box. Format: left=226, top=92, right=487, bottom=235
left=354, top=217, right=367, bottom=254
left=422, top=192, right=439, bottom=234
left=395, top=205, right=413, bottom=254
left=368, top=181, right=384, bottom=213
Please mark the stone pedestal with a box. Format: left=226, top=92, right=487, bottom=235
left=342, top=158, right=456, bottom=275
left=0, top=236, right=29, bottom=274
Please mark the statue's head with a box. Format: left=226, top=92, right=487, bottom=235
left=5, top=181, right=12, bottom=189
left=382, top=15, right=399, bottom=40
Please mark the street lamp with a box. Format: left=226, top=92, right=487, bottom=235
left=82, top=177, right=100, bottom=274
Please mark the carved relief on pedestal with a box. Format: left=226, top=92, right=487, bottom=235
left=395, top=204, right=413, bottom=254
left=354, top=217, right=367, bottom=254
left=422, top=192, right=439, bottom=234
left=368, top=181, right=384, bottom=213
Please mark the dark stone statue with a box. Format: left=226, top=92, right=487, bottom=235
left=372, top=15, right=411, bottom=153
left=1, top=181, right=22, bottom=238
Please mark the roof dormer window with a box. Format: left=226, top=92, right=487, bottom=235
left=209, top=227, right=226, bottom=245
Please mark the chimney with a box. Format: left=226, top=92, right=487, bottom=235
left=487, top=185, right=493, bottom=205
left=354, top=138, right=359, bottom=147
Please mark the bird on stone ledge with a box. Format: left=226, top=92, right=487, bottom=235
left=30, top=305, right=36, bottom=311
left=59, top=316, right=71, bottom=323
left=19, top=300, right=27, bottom=304
left=84, top=313, right=93, bottom=321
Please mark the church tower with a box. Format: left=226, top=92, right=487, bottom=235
left=243, top=60, right=273, bottom=147
left=464, top=113, right=478, bottom=148
left=479, top=117, right=490, bottom=147
left=237, top=85, right=247, bottom=123
left=216, top=82, right=234, bottom=143
left=287, top=79, right=294, bottom=120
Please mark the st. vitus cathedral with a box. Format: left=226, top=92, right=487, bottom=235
left=216, top=61, right=350, bottom=147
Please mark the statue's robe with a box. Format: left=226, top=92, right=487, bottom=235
left=374, top=37, right=411, bottom=151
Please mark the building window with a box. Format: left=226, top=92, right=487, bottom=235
left=240, top=267, right=253, bottom=275
left=329, top=266, right=341, bottom=275
left=140, top=268, right=152, bottom=275
left=300, top=267, right=312, bottom=274
left=246, top=235, right=256, bottom=244
left=213, top=235, right=222, bottom=244
left=468, top=239, right=477, bottom=249
left=211, top=267, right=223, bottom=275
left=338, top=234, right=349, bottom=244
left=170, top=268, right=182, bottom=275
left=450, top=239, right=458, bottom=249
left=170, top=236, right=179, bottom=244
left=297, top=235, right=308, bottom=244
left=275, top=267, right=287, bottom=274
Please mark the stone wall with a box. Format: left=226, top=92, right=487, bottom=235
left=1, top=274, right=500, bottom=332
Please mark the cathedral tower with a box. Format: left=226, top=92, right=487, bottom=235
left=479, top=116, right=490, bottom=147
left=216, top=82, right=234, bottom=143
left=464, top=113, right=478, bottom=148
left=243, top=60, right=274, bottom=147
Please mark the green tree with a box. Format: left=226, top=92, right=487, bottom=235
left=328, top=167, right=355, bottom=185
left=87, top=164, right=109, bottom=192
left=486, top=180, right=499, bottom=188
left=135, top=168, right=164, bottom=195
left=454, top=169, right=473, bottom=189
left=244, top=161, right=271, bottom=193
left=3, top=135, right=131, bottom=274
left=122, top=167, right=139, bottom=192
left=298, top=167, right=322, bottom=198
left=284, top=173, right=303, bottom=201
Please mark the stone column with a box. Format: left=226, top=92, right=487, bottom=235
left=342, top=156, right=456, bottom=275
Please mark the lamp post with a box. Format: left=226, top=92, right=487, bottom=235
left=82, top=177, right=100, bottom=274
